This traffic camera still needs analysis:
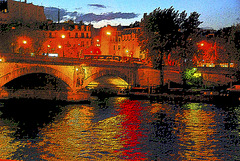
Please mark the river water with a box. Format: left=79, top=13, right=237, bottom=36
left=0, top=97, right=239, bottom=161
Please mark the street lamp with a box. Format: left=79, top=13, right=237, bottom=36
left=61, top=34, right=65, bottom=57
left=21, top=40, right=28, bottom=54
left=23, top=40, right=27, bottom=45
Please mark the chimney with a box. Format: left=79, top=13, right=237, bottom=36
left=58, top=8, right=60, bottom=23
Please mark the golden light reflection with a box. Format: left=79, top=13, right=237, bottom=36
left=87, top=76, right=129, bottom=89
left=174, top=103, right=219, bottom=160
left=86, top=80, right=99, bottom=89
left=109, top=78, right=128, bottom=88
left=0, top=120, right=22, bottom=159
left=150, top=103, right=164, bottom=114
left=35, top=105, right=127, bottom=160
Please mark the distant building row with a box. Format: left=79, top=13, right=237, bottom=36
left=0, top=0, right=146, bottom=59
left=41, top=23, right=146, bottom=59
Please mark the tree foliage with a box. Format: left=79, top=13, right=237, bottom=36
left=215, top=25, right=240, bottom=68
left=0, top=23, right=47, bottom=54
left=138, top=6, right=202, bottom=86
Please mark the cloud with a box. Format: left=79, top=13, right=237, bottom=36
left=75, top=12, right=139, bottom=22
left=44, top=7, right=68, bottom=22
left=88, top=4, right=107, bottom=8
left=44, top=7, right=139, bottom=23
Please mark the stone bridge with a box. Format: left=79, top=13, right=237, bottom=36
left=0, top=54, right=161, bottom=101
left=0, top=54, right=235, bottom=101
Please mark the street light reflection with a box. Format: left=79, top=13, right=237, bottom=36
left=174, top=103, right=218, bottom=160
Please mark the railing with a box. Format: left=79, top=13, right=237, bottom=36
left=0, top=53, right=144, bottom=65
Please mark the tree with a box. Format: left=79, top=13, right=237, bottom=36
left=0, top=23, right=47, bottom=54
left=138, top=6, right=202, bottom=90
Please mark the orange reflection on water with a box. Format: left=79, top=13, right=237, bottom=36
left=0, top=120, right=22, bottom=160
left=36, top=105, right=96, bottom=160
left=116, top=100, right=147, bottom=161
left=174, top=103, right=220, bottom=161
left=35, top=105, right=126, bottom=160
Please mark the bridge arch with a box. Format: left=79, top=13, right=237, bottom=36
left=83, top=69, right=131, bottom=88
left=0, top=65, right=73, bottom=89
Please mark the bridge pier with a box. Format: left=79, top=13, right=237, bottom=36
left=66, top=90, right=91, bottom=102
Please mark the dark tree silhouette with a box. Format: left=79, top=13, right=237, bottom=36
left=138, top=6, right=202, bottom=89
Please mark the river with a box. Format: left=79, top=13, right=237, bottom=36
left=0, top=97, right=239, bottom=161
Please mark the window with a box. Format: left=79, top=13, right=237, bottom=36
left=75, top=33, right=78, bottom=38
left=81, top=41, right=84, bottom=47
left=81, top=26, right=85, bottom=31
left=86, top=26, right=89, bottom=31
left=81, top=33, right=84, bottom=38
left=0, top=0, right=8, bottom=13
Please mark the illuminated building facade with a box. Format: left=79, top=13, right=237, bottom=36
left=43, top=23, right=92, bottom=58
left=0, top=0, right=46, bottom=24
left=117, top=27, right=145, bottom=59
left=99, top=25, right=118, bottom=56
left=99, top=25, right=146, bottom=59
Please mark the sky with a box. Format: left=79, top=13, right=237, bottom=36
left=27, top=0, right=240, bottom=30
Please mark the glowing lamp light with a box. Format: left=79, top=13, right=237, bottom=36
left=23, top=40, right=27, bottom=44
left=200, top=43, right=204, bottom=46
left=61, top=35, right=66, bottom=39
left=58, top=45, right=62, bottom=49
left=47, top=45, right=51, bottom=48
left=106, top=32, right=111, bottom=35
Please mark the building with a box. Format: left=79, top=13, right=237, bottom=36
left=42, top=22, right=92, bottom=58
left=117, top=27, right=145, bottom=59
left=99, top=25, right=146, bottom=59
left=0, top=0, right=46, bottom=24
left=0, top=1, right=145, bottom=60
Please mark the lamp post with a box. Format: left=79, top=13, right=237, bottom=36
left=11, top=43, right=15, bottom=53
left=61, top=34, right=65, bottom=57
left=21, top=40, right=27, bottom=54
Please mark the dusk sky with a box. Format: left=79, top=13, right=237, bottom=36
left=28, top=0, right=240, bottom=29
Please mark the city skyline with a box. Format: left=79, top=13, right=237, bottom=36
left=27, top=0, right=240, bottom=29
